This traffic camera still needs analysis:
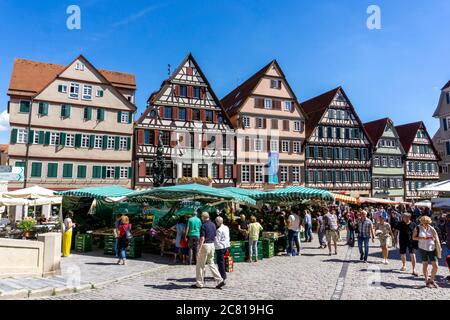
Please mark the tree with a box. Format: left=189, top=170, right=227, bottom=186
left=152, top=132, right=165, bottom=187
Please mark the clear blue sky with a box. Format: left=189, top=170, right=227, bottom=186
left=1, top=0, right=449, bottom=143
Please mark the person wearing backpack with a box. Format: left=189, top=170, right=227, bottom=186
left=117, top=215, right=132, bottom=265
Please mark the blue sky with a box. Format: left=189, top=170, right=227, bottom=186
left=1, top=0, right=449, bottom=143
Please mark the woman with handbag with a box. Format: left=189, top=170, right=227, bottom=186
left=117, top=215, right=132, bottom=266
left=413, top=216, right=441, bottom=288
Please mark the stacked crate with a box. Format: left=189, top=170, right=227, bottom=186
left=104, top=235, right=116, bottom=255
left=229, top=241, right=246, bottom=263
left=126, top=236, right=143, bottom=259
left=262, top=238, right=275, bottom=258
left=75, top=234, right=93, bottom=252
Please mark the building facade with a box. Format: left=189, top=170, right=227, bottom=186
left=7, top=56, right=136, bottom=190
left=221, top=60, right=306, bottom=189
left=134, top=53, right=235, bottom=189
left=432, top=80, right=450, bottom=180
left=302, top=87, right=372, bottom=197
left=396, top=122, right=440, bottom=201
left=364, top=118, right=405, bottom=201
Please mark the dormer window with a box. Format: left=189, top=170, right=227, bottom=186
left=270, top=79, right=281, bottom=89
left=75, top=62, right=85, bottom=71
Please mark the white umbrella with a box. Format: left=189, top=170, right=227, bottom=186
left=418, top=180, right=450, bottom=192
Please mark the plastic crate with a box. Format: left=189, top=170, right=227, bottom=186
left=75, top=234, right=93, bottom=252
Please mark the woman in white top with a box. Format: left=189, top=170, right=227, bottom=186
left=214, top=216, right=230, bottom=282
left=412, top=216, right=441, bottom=288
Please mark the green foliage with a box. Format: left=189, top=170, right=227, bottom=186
left=17, top=217, right=37, bottom=232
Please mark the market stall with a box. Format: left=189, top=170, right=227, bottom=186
left=332, top=193, right=359, bottom=205
left=252, top=186, right=334, bottom=202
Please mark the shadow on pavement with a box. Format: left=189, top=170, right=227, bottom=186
left=379, top=282, right=424, bottom=290
left=84, top=262, right=119, bottom=266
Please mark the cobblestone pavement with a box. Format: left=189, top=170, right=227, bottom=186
left=43, top=237, right=450, bottom=300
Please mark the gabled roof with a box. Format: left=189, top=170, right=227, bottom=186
left=220, top=59, right=302, bottom=118
left=363, top=117, right=390, bottom=145
left=8, top=56, right=136, bottom=98
left=441, top=80, right=450, bottom=90
left=395, top=121, right=439, bottom=159
left=137, top=53, right=233, bottom=127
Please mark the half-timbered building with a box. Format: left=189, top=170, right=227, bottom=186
left=134, top=53, right=235, bottom=188
left=396, top=122, right=440, bottom=201
left=7, top=55, right=136, bottom=190
left=302, top=87, right=372, bottom=197
left=364, top=118, right=405, bottom=201
left=221, top=60, right=306, bottom=189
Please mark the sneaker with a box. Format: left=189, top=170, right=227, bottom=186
left=360, top=255, right=364, bottom=261
left=385, top=260, right=389, bottom=264
left=216, top=281, right=226, bottom=289
left=191, top=284, right=202, bottom=289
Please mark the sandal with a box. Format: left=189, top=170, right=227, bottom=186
left=430, top=280, right=438, bottom=288
left=400, top=266, right=406, bottom=272
left=425, top=280, right=432, bottom=288
left=412, top=271, right=418, bottom=277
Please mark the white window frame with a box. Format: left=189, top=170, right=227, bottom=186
left=107, top=136, right=115, bottom=149
left=282, top=140, right=290, bottom=153
left=256, top=117, right=264, bottom=129
left=50, top=132, right=60, bottom=146
left=33, top=131, right=40, bottom=144
left=96, top=90, right=104, bottom=97
left=270, top=140, right=279, bottom=152
left=225, top=165, right=232, bottom=179
left=69, top=83, right=80, bottom=99
left=270, top=79, right=281, bottom=89
left=241, top=165, right=250, bottom=183
left=294, top=121, right=301, bottom=132
left=293, top=141, right=301, bottom=153
left=254, top=138, right=263, bottom=152
left=75, top=62, right=85, bottom=71
left=243, top=116, right=251, bottom=128
left=382, top=157, right=388, bottom=167
left=119, top=137, right=127, bottom=150
left=106, top=166, right=115, bottom=179
left=59, top=84, right=67, bottom=93
left=280, top=166, right=288, bottom=183
left=374, top=178, right=380, bottom=189
left=17, top=129, right=28, bottom=144
left=255, top=165, right=264, bottom=183
left=292, top=167, right=300, bottom=183
left=82, top=85, right=93, bottom=100
left=94, top=135, right=103, bottom=149
left=284, top=101, right=292, bottom=112
left=120, top=112, right=130, bottom=124
left=264, top=99, right=272, bottom=109
left=120, top=167, right=128, bottom=179
left=81, top=134, right=90, bottom=148
left=66, top=134, right=75, bottom=147
left=374, top=157, right=380, bottom=167
left=389, top=157, right=395, bottom=167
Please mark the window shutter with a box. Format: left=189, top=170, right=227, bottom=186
left=117, top=111, right=122, bottom=123
left=97, top=108, right=105, bottom=121
left=186, top=67, right=193, bottom=75
left=27, top=130, right=34, bottom=145
left=446, top=142, right=450, bottom=156
left=114, top=166, right=120, bottom=179
left=186, top=108, right=192, bottom=121
left=245, top=137, right=250, bottom=152
left=102, top=135, right=108, bottom=150
left=44, top=132, right=51, bottom=145
left=175, top=85, right=180, bottom=96
left=154, top=130, right=159, bottom=146
left=38, top=131, right=45, bottom=144
left=60, top=132, right=66, bottom=146
left=75, top=134, right=82, bottom=148
left=200, top=109, right=206, bottom=122
left=447, top=92, right=450, bottom=104
left=263, top=118, right=267, bottom=129
left=172, top=107, right=178, bottom=120
left=128, top=112, right=132, bottom=124
left=114, top=136, right=120, bottom=150
left=159, top=106, right=165, bottom=119
left=38, top=102, right=48, bottom=116
left=137, top=129, right=144, bottom=145
left=233, top=165, right=238, bottom=180
left=255, top=98, right=264, bottom=108
left=101, top=166, right=107, bottom=179
left=218, top=164, right=224, bottom=179
left=128, top=167, right=132, bottom=179
left=200, top=87, right=206, bottom=99
left=213, top=111, right=218, bottom=124
left=283, top=120, right=289, bottom=131
left=272, top=119, right=278, bottom=129
left=139, top=162, right=146, bottom=177
left=126, top=137, right=131, bottom=150
left=314, top=146, right=319, bottom=159
left=84, top=107, right=92, bottom=120
left=273, top=100, right=281, bottom=110
left=288, top=141, right=293, bottom=155
left=89, top=135, right=95, bottom=149
left=187, top=86, right=193, bottom=98
left=305, top=146, right=310, bottom=158
left=443, top=118, right=448, bottom=131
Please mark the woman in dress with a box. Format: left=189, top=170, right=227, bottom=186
left=376, top=216, right=394, bottom=264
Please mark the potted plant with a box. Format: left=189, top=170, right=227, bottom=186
left=17, top=217, right=37, bottom=239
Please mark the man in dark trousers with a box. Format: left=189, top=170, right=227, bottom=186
left=191, top=212, right=224, bottom=289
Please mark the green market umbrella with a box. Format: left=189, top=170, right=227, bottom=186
left=253, top=186, right=335, bottom=202
left=222, top=187, right=266, bottom=199
left=57, top=186, right=134, bottom=200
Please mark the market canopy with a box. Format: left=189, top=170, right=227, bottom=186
left=127, top=184, right=257, bottom=206
left=222, top=187, right=266, bottom=198
left=57, top=186, right=134, bottom=200
left=0, top=185, right=62, bottom=206
left=418, top=180, right=450, bottom=192
left=332, top=193, right=359, bottom=205
left=359, top=197, right=404, bottom=205
left=252, top=186, right=334, bottom=202
left=414, top=200, right=432, bottom=208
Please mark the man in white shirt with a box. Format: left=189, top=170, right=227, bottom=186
left=286, top=211, right=301, bottom=256
left=214, top=216, right=230, bottom=283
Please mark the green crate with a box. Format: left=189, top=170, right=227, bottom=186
left=75, top=234, right=93, bottom=252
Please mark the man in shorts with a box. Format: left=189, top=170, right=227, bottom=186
left=396, top=213, right=418, bottom=276
left=323, top=209, right=339, bottom=256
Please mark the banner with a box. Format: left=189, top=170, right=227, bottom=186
left=268, top=152, right=279, bottom=184
left=0, top=166, right=24, bottom=182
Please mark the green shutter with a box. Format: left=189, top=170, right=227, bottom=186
left=126, top=137, right=131, bottom=150
left=28, top=130, right=34, bottom=145
left=47, top=163, right=58, bottom=178
left=38, top=102, right=48, bottom=116
left=11, top=128, right=18, bottom=144
left=97, top=108, right=105, bottom=121
left=44, top=132, right=51, bottom=145
left=89, top=135, right=95, bottom=149
left=61, top=105, right=71, bottom=118
left=38, top=131, right=45, bottom=144
left=117, top=111, right=122, bottom=123
left=305, top=171, right=309, bottom=183
left=305, top=146, right=310, bottom=158
left=313, top=146, right=318, bottom=159
left=31, top=162, right=42, bottom=178
left=75, top=134, right=82, bottom=148
left=92, top=166, right=101, bottom=179
left=77, top=165, right=87, bottom=178
left=114, top=166, right=120, bottom=179
left=114, top=136, right=120, bottom=150
left=15, top=161, right=25, bottom=168
left=323, top=171, right=328, bottom=183
left=128, top=167, right=132, bottom=179
left=60, top=132, right=66, bottom=146
left=63, top=164, right=73, bottom=178
left=332, top=171, right=337, bottom=183
left=128, top=112, right=132, bottom=124
left=58, top=85, right=63, bottom=93
left=20, top=101, right=30, bottom=113
left=314, top=171, right=318, bottom=183
left=101, top=166, right=107, bottom=179
left=102, top=135, right=108, bottom=150
left=84, top=107, right=92, bottom=120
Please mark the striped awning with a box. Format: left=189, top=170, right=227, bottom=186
left=253, top=186, right=334, bottom=202
left=332, top=193, right=359, bottom=204
left=222, top=187, right=265, bottom=199
left=57, top=186, right=134, bottom=200
left=127, top=184, right=256, bottom=206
